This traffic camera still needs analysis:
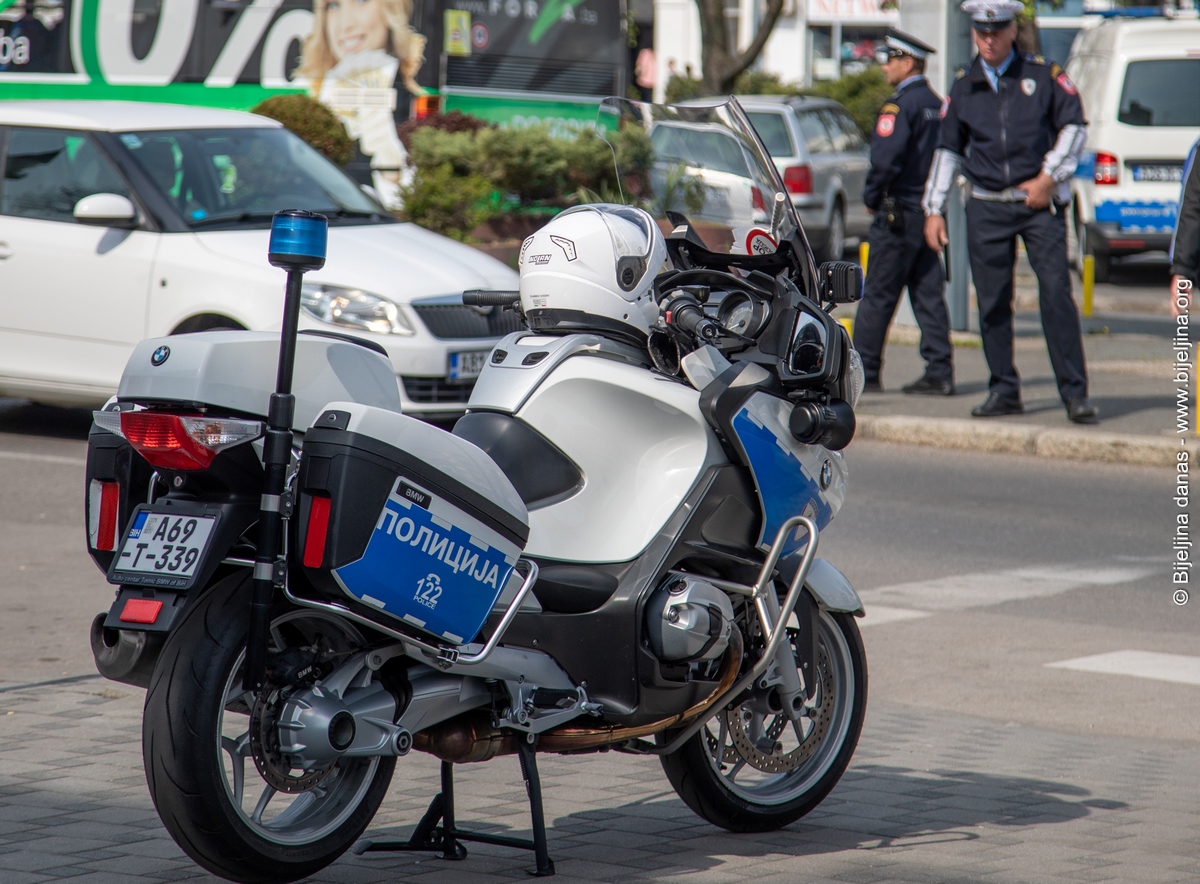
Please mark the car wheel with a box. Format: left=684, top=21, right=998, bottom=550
left=171, top=314, right=246, bottom=335
left=820, top=203, right=845, bottom=263
left=1075, top=219, right=1111, bottom=285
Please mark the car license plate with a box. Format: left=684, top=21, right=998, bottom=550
left=1132, top=165, right=1183, bottom=183
left=113, top=511, right=217, bottom=586
left=449, top=350, right=488, bottom=381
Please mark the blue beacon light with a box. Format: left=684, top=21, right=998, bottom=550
left=268, top=209, right=328, bottom=272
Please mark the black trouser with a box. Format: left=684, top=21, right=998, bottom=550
left=852, top=205, right=952, bottom=384
left=964, top=198, right=1088, bottom=403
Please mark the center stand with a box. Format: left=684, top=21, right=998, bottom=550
left=356, top=736, right=555, bottom=877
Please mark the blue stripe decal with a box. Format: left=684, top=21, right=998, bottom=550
left=731, top=407, right=832, bottom=560
left=1094, top=200, right=1177, bottom=232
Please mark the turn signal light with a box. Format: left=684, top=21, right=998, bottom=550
left=303, top=495, right=332, bottom=569
left=1094, top=152, right=1119, bottom=185
left=784, top=164, right=813, bottom=195
left=92, top=410, right=263, bottom=471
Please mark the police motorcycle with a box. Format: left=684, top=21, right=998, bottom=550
left=82, top=98, right=867, bottom=883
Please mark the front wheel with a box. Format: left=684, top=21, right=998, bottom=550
left=143, top=573, right=395, bottom=883
left=660, top=609, right=866, bottom=832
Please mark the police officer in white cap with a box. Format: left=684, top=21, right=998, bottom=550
left=923, top=0, right=1097, bottom=423
left=854, top=28, right=953, bottom=396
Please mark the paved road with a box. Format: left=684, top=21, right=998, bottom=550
left=0, top=407, right=1194, bottom=883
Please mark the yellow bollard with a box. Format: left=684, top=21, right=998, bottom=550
left=1082, top=255, right=1094, bottom=318
left=859, top=241, right=869, bottom=275
left=838, top=316, right=854, bottom=338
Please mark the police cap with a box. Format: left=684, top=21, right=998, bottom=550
left=960, top=0, right=1024, bottom=32
left=882, top=28, right=937, bottom=61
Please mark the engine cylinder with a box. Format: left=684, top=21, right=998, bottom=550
left=645, top=575, right=734, bottom=663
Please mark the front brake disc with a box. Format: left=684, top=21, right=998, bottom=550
left=724, top=639, right=834, bottom=773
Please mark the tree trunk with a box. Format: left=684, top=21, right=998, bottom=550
left=696, top=0, right=787, bottom=96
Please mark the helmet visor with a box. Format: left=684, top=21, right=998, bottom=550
left=557, top=203, right=659, bottom=293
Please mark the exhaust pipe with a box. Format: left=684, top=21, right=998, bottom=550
left=412, top=627, right=743, bottom=761
left=90, top=613, right=165, bottom=688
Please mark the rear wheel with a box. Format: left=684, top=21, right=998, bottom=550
left=820, top=202, right=846, bottom=263
left=143, top=573, right=394, bottom=883
left=660, top=609, right=866, bottom=832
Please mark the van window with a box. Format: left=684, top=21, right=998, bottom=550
left=746, top=112, right=795, bottom=158
left=1118, top=59, right=1200, bottom=127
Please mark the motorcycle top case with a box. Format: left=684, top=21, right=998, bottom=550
left=296, top=403, right=529, bottom=646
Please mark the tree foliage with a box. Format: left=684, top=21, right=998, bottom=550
left=251, top=94, right=353, bottom=167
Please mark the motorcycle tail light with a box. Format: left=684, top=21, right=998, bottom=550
left=93, top=410, right=263, bottom=471
left=1094, top=152, right=1119, bottom=185
left=303, top=494, right=332, bottom=569
left=784, top=164, right=813, bottom=195
left=88, top=479, right=120, bottom=551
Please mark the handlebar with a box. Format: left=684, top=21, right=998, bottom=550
left=463, top=289, right=520, bottom=306
left=662, top=291, right=721, bottom=343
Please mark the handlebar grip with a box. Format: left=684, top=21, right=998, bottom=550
left=667, top=301, right=721, bottom=342
left=463, top=289, right=520, bottom=306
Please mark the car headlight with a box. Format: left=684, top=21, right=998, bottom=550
left=300, top=284, right=415, bottom=336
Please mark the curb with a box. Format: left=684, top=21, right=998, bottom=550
left=855, top=414, right=1193, bottom=467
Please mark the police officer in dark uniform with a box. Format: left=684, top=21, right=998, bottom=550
left=853, top=29, right=953, bottom=395
left=923, top=0, right=1096, bottom=423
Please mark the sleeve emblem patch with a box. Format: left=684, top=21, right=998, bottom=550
left=876, top=114, right=896, bottom=137
left=1056, top=72, right=1077, bottom=95
left=940, top=96, right=951, bottom=118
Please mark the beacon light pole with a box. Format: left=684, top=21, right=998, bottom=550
left=244, top=210, right=327, bottom=691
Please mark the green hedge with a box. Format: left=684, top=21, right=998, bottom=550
left=251, top=94, right=353, bottom=167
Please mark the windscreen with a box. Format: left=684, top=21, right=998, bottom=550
left=117, top=127, right=386, bottom=228
left=596, top=98, right=799, bottom=257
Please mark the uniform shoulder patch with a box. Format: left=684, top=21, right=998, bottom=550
left=1050, top=62, right=1063, bottom=78
left=876, top=113, right=897, bottom=137
left=955, top=69, right=966, bottom=80
left=880, top=103, right=900, bottom=115
left=1025, top=54, right=1046, bottom=65
left=1055, top=71, right=1077, bottom=95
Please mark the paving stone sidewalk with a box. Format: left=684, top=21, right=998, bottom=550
left=2, top=677, right=1196, bottom=884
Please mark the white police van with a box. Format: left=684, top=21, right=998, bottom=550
left=1066, top=13, right=1200, bottom=282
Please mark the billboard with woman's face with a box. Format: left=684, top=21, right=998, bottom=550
left=0, top=1, right=623, bottom=207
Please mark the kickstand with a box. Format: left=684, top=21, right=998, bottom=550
left=355, top=735, right=555, bottom=877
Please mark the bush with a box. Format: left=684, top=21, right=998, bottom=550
left=802, top=68, right=893, bottom=138
left=399, top=162, right=494, bottom=241
left=476, top=126, right=570, bottom=203
left=397, top=110, right=493, bottom=151
left=665, top=74, right=705, bottom=104
left=407, top=127, right=478, bottom=178
left=252, top=94, right=353, bottom=166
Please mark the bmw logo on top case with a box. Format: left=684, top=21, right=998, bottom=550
left=820, top=458, right=833, bottom=490
left=151, top=345, right=171, bottom=366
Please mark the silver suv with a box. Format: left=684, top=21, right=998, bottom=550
left=734, top=95, right=871, bottom=262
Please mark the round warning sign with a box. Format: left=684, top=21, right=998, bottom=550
left=471, top=22, right=490, bottom=51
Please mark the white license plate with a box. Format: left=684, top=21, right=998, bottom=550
left=1132, top=165, right=1183, bottom=183
left=449, top=350, right=489, bottom=381
left=115, top=512, right=216, bottom=577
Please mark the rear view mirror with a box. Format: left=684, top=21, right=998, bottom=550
left=73, top=193, right=138, bottom=228
left=817, top=261, right=863, bottom=304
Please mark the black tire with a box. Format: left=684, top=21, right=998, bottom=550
left=660, top=609, right=866, bottom=832
left=143, top=573, right=395, bottom=883
left=820, top=202, right=846, bottom=264
left=1076, top=217, right=1111, bottom=284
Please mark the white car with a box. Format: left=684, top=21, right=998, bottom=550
left=0, top=101, right=519, bottom=414
left=1066, top=15, right=1200, bottom=282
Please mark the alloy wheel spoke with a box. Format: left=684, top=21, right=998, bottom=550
left=221, top=733, right=251, bottom=805
left=251, top=785, right=278, bottom=825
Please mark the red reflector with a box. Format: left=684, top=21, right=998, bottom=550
left=96, top=481, right=119, bottom=552
left=1109, top=239, right=1144, bottom=249
left=751, top=186, right=766, bottom=213
left=120, top=598, right=163, bottom=624
left=303, top=495, right=332, bottom=569
left=784, top=164, right=813, bottom=195
left=120, top=411, right=216, bottom=471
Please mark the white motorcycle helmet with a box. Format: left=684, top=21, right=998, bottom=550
left=519, top=204, right=667, bottom=342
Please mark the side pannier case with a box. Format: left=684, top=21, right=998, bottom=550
left=294, top=403, right=529, bottom=645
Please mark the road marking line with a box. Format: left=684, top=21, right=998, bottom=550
left=857, top=563, right=1155, bottom=612
left=0, top=450, right=86, bottom=466
left=858, top=605, right=933, bottom=628
left=1046, top=650, right=1200, bottom=686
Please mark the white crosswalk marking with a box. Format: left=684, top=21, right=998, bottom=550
left=1046, top=650, right=1200, bottom=686
left=858, top=562, right=1158, bottom=627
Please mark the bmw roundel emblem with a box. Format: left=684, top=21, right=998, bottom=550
left=151, top=345, right=170, bottom=366
left=820, top=458, right=832, bottom=490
